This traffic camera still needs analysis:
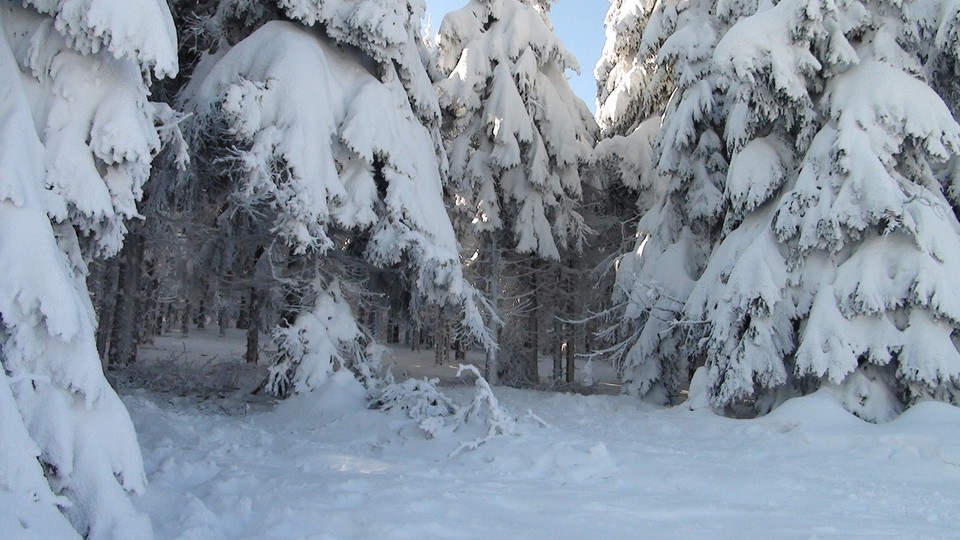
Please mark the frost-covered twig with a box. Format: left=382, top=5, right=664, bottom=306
left=449, top=364, right=520, bottom=457
left=375, top=364, right=547, bottom=455
left=522, top=409, right=551, bottom=429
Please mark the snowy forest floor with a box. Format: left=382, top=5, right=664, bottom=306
left=110, top=329, right=960, bottom=538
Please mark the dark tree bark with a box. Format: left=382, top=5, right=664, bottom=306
left=139, top=257, right=161, bottom=345
left=95, top=259, right=120, bottom=366
left=109, top=232, right=145, bottom=367
left=236, top=292, right=250, bottom=330
left=246, top=287, right=262, bottom=364
left=553, top=319, right=564, bottom=382
left=567, top=257, right=585, bottom=384
left=484, top=234, right=501, bottom=384
left=524, top=264, right=540, bottom=384
left=195, top=296, right=207, bottom=330
left=163, top=302, right=175, bottom=334
left=218, top=306, right=227, bottom=337
left=180, top=300, right=191, bottom=336
left=434, top=305, right=450, bottom=366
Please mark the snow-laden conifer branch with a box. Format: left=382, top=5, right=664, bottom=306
left=2, top=0, right=182, bottom=535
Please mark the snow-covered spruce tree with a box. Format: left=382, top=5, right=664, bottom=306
left=0, top=0, right=179, bottom=536
left=434, top=0, right=596, bottom=385
left=588, top=0, right=681, bottom=388
left=603, top=0, right=745, bottom=404
left=591, top=0, right=680, bottom=217
left=180, top=1, right=492, bottom=396
left=681, top=0, right=960, bottom=419
left=595, top=0, right=674, bottom=138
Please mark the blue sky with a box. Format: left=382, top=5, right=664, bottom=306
left=424, top=1, right=610, bottom=111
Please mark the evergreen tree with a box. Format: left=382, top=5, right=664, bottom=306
left=687, top=0, right=960, bottom=419
left=174, top=0, right=492, bottom=396
left=602, top=0, right=738, bottom=403
left=0, top=0, right=180, bottom=536
left=591, top=0, right=678, bottom=215
left=434, top=0, right=596, bottom=384
left=618, top=0, right=960, bottom=417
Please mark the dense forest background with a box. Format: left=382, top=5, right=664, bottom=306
left=3, top=0, right=960, bottom=537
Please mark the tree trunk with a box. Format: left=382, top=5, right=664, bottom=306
left=552, top=264, right=563, bottom=382
left=236, top=292, right=250, bottom=330
left=434, top=306, right=449, bottom=366
left=151, top=288, right=165, bottom=337
left=485, top=234, right=501, bottom=385
left=375, top=298, right=389, bottom=344
left=553, top=319, right=564, bottom=382
left=218, top=306, right=227, bottom=337
left=110, top=233, right=144, bottom=367
left=525, top=264, right=540, bottom=384
left=455, top=333, right=466, bottom=363
left=245, top=287, right=262, bottom=364
left=163, top=301, right=174, bottom=334
left=132, top=238, right=148, bottom=345
left=139, top=257, right=160, bottom=345
left=567, top=258, right=584, bottom=384
left=152, top=303, right=162, bottom=337
left=412, top=320, right=421, bottom=351
left=195, top=296, right=207, bottom=330
left=180, top=300, right=190, bottom=336
left=95, top=259, right=120, bottom=368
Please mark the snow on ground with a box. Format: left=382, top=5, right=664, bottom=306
left=114, top=330, right=960, bottom=538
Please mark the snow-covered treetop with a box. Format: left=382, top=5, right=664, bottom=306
left=436, top=0, right=578, bottom=76
left=714, top=0, right=849, bottom=153
left=192, top=21, right=453, bottom=251
left=435, top=0, right=596, bottom=260
left=278, top=0, right=441, bottom=127
left=25, top=0, right=178, bottom=78
left=594, top=0, right=671, bottom=136
left=915, top=0, right=960, bottom=117
left=1, top=0, right=183, bottom=425
left=280, top=0, right=413, bottom=58
left=647, top=0, right=739, bottom=232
